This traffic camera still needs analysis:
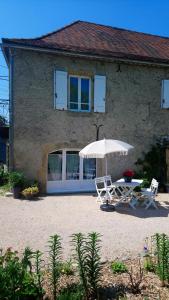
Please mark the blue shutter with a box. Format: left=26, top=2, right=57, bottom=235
left=162, top=80, right=169, bottom=108
left=94, top=75, right=106, bottom=112
left=54, top=70, right=68, bottom=110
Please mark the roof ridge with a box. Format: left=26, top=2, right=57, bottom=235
left=2, top=20, right=169, bottom=42
left=78, top=20, right=169, bottom=41
left=2, top=20, right=169, bottom=66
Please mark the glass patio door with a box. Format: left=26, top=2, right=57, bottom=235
left=66, top=151, right=80, bottom=180
left=47, top=149, right=96, bottom=193
left=48, top=151, right=62, bottom=181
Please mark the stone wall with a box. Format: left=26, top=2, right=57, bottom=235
left=12, top=49, right=169, bottom=191
left=166, top=149, right=169, bottom=182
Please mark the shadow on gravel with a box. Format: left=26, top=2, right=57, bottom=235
left=18, top=196, right=45, bottom=202
left=115, top=204, right=169, bottom=218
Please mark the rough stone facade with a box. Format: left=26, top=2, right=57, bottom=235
left=12, top=49, right=169, bottom=191
left=166, top=149, right=169, bottom=182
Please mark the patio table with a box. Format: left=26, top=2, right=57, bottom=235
left=112, top=178, right=143, bottom=209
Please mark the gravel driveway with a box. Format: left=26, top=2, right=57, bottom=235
left=0, top=194, right=169, bottom=260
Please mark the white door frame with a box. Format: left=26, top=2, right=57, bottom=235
left=47, top=148, right=96, bottom=193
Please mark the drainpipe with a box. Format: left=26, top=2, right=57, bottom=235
left=93, top=124, right=103, bottom=141
left=9, top=49, right=14, bottom=171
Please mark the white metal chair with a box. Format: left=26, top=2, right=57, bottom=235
left=95, top=176, right=112, bottom=204
left=104, top=175, right=117, bottom=198
left=141, top=179, right=159, bottom=209
left=141, top=178, right=158, bottom=193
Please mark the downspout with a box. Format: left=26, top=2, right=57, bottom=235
left=9, top=49, right=14, bottom=171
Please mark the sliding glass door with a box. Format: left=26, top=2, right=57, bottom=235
left=66, top=151, right=80, bottom=180
left=83, top=158, right=96, bottom=179
left=48, top=151, right=62, bottom=181
left=48, top=150, right=96, bottom=182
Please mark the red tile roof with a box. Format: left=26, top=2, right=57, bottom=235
left=3, top=21, right=169, bottom=64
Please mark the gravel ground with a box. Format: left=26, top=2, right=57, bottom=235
left=0, top=193, right=169, bottom=260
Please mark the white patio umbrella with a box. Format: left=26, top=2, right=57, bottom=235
left=79, top=138, right=134, bottom=175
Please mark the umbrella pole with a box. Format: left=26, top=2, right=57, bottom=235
left=105, top=156, right=107, bottom=176
left=101, top=155, right=114, bottom=211
left=105, top=156, right=109, bottom=206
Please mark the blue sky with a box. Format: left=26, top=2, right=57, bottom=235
left=1, top=0, right=169, bottom=119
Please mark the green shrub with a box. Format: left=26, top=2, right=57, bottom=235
left=48, top=234, right=62, bottom=300
left=71, top=232, right=102, bottom=299
left=9, top=171, right=25, bottom=188
left=144, top=259, right=155, bottom=272
left=0, top=167, right=9, bottom=186
left=153, top=233, right=169, bottom=286
left=85, top=232, right=102, bottom=298
left=59, top=259, right=74, bottom=275
left=34, top=250, right=44, bottom=296
left=0, top=183, right=11, bottom=195
left=142, top=242, right=155, bottom=273
left=22, top=246, right=34, bottom=273
left=58, top=284, right=83, bottom=300
left=141, top=178, right=150, bottom=188
left=71, top=233, right=87, bottom=298
left=135, top=142, right=167, bottom=186
left=0, top=247, right=44, bottom=300
left=111, top=261, right=128, bottom=274
left=133, top=186, right=141, bottom=192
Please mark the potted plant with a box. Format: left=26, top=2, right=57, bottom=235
left=9, top=171, right=25, bottom=199
left=123, top=169, right=134, bottom=182
left=21, top=186, right=39, bottom=200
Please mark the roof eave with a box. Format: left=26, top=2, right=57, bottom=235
left=2, top=39, right=169, bottom=67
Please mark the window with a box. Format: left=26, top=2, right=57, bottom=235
left=48, top=150, right=96, bottom=181
left=54, top=70, right=106, bottom=113
left=48, top=151, right=62, bottom=181
left=66, top=151, right=79, bottom=180
left=83, top=158, right=96, bottom=180
left=69, top=76, right=90, bottom=111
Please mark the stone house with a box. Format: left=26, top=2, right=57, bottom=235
left=1, top=21, right=169, bottom=193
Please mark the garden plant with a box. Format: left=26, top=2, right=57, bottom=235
left=48, top=234, right=62, bottom=300
left=135, top=141, right=167, bottom=190
left=111, top=261, right=128, bottom=274
left=9, top=171, right=25, bottom=198
left=153, top=233, right=169, bottom=286
left=0, top=232, right=169, bottom=299
left=0, top=247, right=44, bottom=300
left=71, top=232, right=102, bottom=299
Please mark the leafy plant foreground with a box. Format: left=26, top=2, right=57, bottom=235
left=0, top=232, right=169, bottom=300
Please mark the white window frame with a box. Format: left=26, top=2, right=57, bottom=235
left=48, top=149, right=96, bottom=182
left=68, top=75, right=91, bottom=112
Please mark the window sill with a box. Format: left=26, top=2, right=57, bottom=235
left=67, top=110, right=95, bottom=117
left=68, top=109, right=91, bottom=113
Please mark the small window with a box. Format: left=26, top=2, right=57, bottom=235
left=81, top=78, right=90, bottom=111
left=69, top=77, right=78, bottom=110
left=69, top=76, right=90, bottom=112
